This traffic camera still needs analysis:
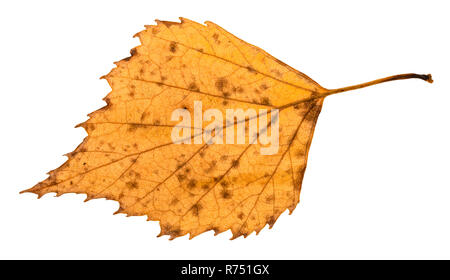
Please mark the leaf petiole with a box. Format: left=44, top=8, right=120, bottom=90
left=325, top=73, right=433, bottom=96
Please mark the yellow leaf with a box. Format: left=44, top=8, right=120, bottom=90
left=21, top=18, right=432, bottom=239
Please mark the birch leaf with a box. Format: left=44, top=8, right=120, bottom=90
left=21, top=18, right=432, bottom=239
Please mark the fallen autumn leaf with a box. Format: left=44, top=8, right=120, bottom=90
left=21, top=18, right=432, bottom=239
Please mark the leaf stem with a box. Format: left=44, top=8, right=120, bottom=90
left=325, top=73, right=433, bottom=96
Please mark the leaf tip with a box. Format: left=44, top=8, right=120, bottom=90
left=155, top=19, right=180, bottom=28
left=19, top=189, right=29, bottom=195
left=204, top=20, right=215, bottom=27
left=113, top=207, right=124, bottom=215
left=20, top=188, right=44, bottom=199
left=230, top=231, right=242, bottom=240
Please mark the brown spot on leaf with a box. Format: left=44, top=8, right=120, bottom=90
left=221, top=189, right=232, bottom=199
left=126, top=181, right=139, bottom=189
left=188, top=82, right=199, bottom=91
left=170, top=198, right=179, bottom=205
left=265, top=195, right=274, bottom=203
left=247, top=66, right=256, bottom=73
left=127, top=123, right=144, bottom=131
left=192, top=203, right=202, bottom=216
left=169, top=42, right=177, bottom=53
left=215, top=78, right=228, bottom=92
left=295, top=149, right=305, bottom=158
left=187, top=179, right=197, bottom=189
left=176, top=174, right=186, bottom=182
left=261, top=97, right=271, bottom=105
left=206, top=160, right=217, bottom=172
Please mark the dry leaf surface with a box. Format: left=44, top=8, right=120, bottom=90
left=22, top=18, right=432, bottom=239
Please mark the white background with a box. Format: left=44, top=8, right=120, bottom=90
left=1, top=0, right=449, bottom=260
